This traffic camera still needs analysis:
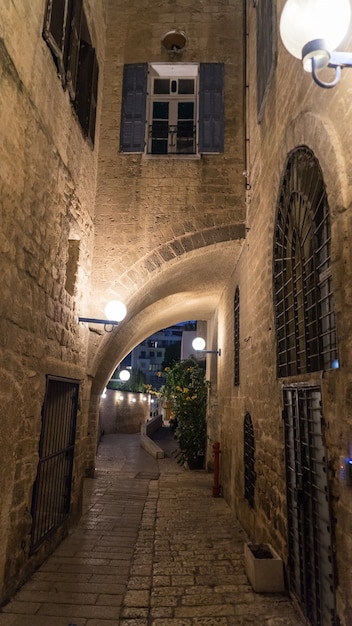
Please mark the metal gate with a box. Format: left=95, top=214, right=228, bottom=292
left=283, top=386, right=337, bottom=625
left=30, top=375, right=79, bottom=552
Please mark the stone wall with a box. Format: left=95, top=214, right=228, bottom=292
left=214, top=3, right=352, bottom=623
left=99, top=390, right=151, bottom=434
left=0, top=0, right=106, bottom=604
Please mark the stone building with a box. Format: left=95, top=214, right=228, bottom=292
left=1, top=0, right=352, bottom=624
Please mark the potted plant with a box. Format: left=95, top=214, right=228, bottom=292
left=162, top=359, right=210, bottom=468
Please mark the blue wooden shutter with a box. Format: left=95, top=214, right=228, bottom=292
left=199, top=63, right=224, bottom=153
left=120, top=64, right=148, bottom=153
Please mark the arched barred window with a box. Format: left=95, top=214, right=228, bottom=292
left=274, top=146, right=338, bottom=377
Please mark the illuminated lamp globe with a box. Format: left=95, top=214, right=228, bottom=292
left=192, top=337, right=206, bottom=351
left=280, top=0, right=351, bottom=71
left=104, top=300, right=127, bottom=322
left=119, top=369, right=131, bottom=382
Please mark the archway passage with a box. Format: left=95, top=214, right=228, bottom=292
left=89, top=238, right=244, bottom=394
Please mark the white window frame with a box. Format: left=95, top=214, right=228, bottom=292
left=146, top=63, right=199, bottom=156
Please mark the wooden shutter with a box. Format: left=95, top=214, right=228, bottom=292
left=256, top=0, right=276, bottom=119
left=75, top=41, right=99, bottom=146
left=43, top=0, right=69, bottom=80
left=65, top=0, right=82, bottom=100
left=120, top=64, right=148, bottom=153
left=198, top=63, right=224, bottom=153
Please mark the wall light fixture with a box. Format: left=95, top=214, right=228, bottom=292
left=192, top=337, right=221, bottom=356
left=280, top=0, right=352, bottom=88
left=78, top=300, right=127, bottom=332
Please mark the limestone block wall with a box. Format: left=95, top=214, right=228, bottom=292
left=215, top=2, right=352, bottom=623
left=90, top=0, right=246, bottom=316
left=99, top=390, right=151, bottom=434
left=0, top=0, right=106, bottom=604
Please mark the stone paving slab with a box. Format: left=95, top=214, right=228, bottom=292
left=0, top=431, right=306, bottom=626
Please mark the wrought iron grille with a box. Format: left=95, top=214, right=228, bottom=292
left=147, top=123, right=196, bottom=154
left=274, top=146, right=338, bottom=377
left=30, top=376, right=79, bottom=552
left=234, top=286, right=240, bottom=386
left=283, top=386, right=336, bottom=626
left=244, top=413, right=255, bottom=508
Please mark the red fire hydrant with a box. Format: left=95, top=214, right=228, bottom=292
left=212, top=441, right=221, bottom=497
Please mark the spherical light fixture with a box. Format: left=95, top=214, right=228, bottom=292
left=192, top=337, right=206, bottom=351
left=119, top=369, right=131, bottom=382
left=280, top=0, right=352, bottom=88
left=104, top=300, right=127, bottom=322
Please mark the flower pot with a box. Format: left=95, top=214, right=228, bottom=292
left=244, top=542, right=285, bottom=593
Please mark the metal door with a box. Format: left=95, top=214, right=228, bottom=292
left=30, top=376, right=79, bottom=551
left=283, top=386, right=337, bottom=625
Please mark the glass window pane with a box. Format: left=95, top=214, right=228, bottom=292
left=154, top=79, right=170, bottom=94
left=178, top=101, right=194, bottom=120
left=153, top=101, right=169, bottom=119
left=178, top=79, right=194, bottom=94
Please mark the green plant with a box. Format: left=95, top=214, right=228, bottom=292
left=162, top=359, right=210, bottom=465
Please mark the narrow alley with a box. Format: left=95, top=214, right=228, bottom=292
left=0, top=428, right=305, bottom=625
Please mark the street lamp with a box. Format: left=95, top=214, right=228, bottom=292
left=119, top=369, right=131, bottom=382
left=280, top=0, right=352, bottom=88
left=192, top=337, right=221, bottom=356
left=78, top=300, right=127, bottom=332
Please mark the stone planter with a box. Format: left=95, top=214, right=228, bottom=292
left=244, top=542, right=285, bottom=593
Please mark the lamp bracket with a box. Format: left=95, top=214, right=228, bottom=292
left=199, top=349, right=221, bottom=356
left=302, top=39, right=352, bottom=89
left=78, top=316, right=119, bottom=332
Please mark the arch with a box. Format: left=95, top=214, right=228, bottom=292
left=275, top=111, right=348, bottom=211
left=273, top=146, right=339, bottom=376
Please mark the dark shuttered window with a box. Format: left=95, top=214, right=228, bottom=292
left=256, top=0, right=276, bottom=119
left=42, top=0, right=98, bottom=146
left=43, top=0, right=70, bottom=80
left=120, top=63, right=224, bottom=155
left=120, top=64, right=148, bottom=153
left=65, top=0, right=82, bottom=100
left=198, top=63, right=224, bottom=153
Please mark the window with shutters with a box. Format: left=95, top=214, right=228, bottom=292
left=43, top=0, right=99, bottom=146
left=256, top=0, right=276, bottom=120
left=120, top=63, right=224, bottom=155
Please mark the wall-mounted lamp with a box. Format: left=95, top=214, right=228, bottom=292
left=119, top=369, right=131, bottom=382
left=78, top=300, right=127, bottom=332
left=192, top=337, right=221, bottom=357
left=280, top=0, right=352, bottom=88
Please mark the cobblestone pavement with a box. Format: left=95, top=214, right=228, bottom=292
left=0, top=428, right=306, bottom=626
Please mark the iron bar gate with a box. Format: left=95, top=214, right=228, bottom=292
left=30, top=376, right=79, bottom=552
left=283, top=385, right=337, bottom=626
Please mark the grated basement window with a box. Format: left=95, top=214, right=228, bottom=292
left=234, top=286, right=240, bottom=386
left=273, top=146, right=338, bottom=377
left=244, top=412, right=255, bottom=508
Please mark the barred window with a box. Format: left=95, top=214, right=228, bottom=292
left=274, top=146, right=339, bottom=377
left=244, top=413, right=255, bottom=508
left=234, top=287, right=240, bottom=386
